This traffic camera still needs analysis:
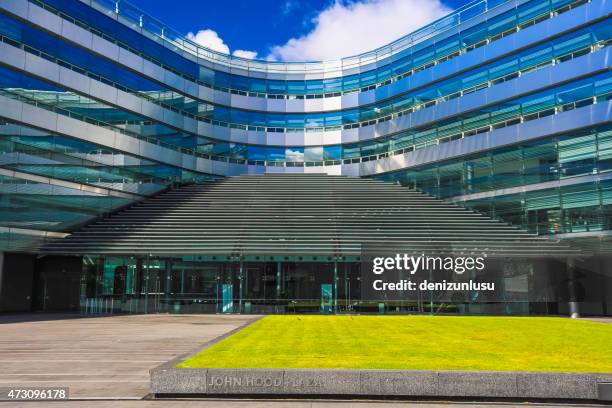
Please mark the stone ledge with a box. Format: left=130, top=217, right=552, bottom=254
left=151, top=367, right=611, bottom=400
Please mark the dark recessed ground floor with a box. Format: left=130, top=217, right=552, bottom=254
left=76, top=254, right=612, bottom=316
left=1, top=253, right=611, bottom=316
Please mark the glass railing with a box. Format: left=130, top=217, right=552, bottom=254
left=79, top=294, right=465, bottom=315
left=84, top=0, right=504, bottom=73
left=26, top=0, right=589, bottom=96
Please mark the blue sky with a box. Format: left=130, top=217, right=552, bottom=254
left=128, top=0, right=472, bottom=61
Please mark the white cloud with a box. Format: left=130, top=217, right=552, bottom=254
left=267, top=0, right=452, bottom=62
left=186, top=29, right=258, bottom=60
left=186, top=29, right=230, bottom=54
left=232, top=49, right=258, bottom=59
left=285, top=148, right=304, bottom=162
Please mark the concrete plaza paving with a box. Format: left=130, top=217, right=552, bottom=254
left=0, top=313, right=255, bottom=399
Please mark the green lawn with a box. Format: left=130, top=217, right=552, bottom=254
left=178, top=315, right=612, bottom=372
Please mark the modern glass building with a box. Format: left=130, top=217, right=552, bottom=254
left=0, top=0, right=610, bottom=315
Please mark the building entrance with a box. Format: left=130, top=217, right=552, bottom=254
left=221, top=283, right=233, bottom=313
left=321, top=284, right=333, bottom=313
left=77, top=256, right=582, bottom=316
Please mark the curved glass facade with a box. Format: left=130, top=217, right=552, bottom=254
left=1, top=5, right=608, bottom=132
left=30, top=0, right=589, bottom=94
left=0, top=0, right=610, bottom=255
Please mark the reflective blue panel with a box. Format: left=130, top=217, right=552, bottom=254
left=3, top=11, right=608, bottom=130
left=31, top=0, right=585, bottom=95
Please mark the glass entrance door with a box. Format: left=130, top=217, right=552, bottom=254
left=320, top=283, right=333, bottom=314
left=222, top=283, right=233, bottom=313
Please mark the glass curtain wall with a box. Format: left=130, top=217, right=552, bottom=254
left=80, top=256, right=541, bottom=316
left=32, top=0, right=585, bottom=97
left=375, top=126, right=612, bottom=235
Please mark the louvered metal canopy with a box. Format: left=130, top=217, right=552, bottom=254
left=42, top=174, right=578, bottom=257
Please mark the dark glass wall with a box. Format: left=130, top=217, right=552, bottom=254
left=79, top=255, right=595, bottom=316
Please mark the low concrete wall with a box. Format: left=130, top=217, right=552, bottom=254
left=151, top=366, right=612, bottom=400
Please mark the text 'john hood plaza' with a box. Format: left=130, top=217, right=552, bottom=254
left=0, top=0, right=610, bottom=316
